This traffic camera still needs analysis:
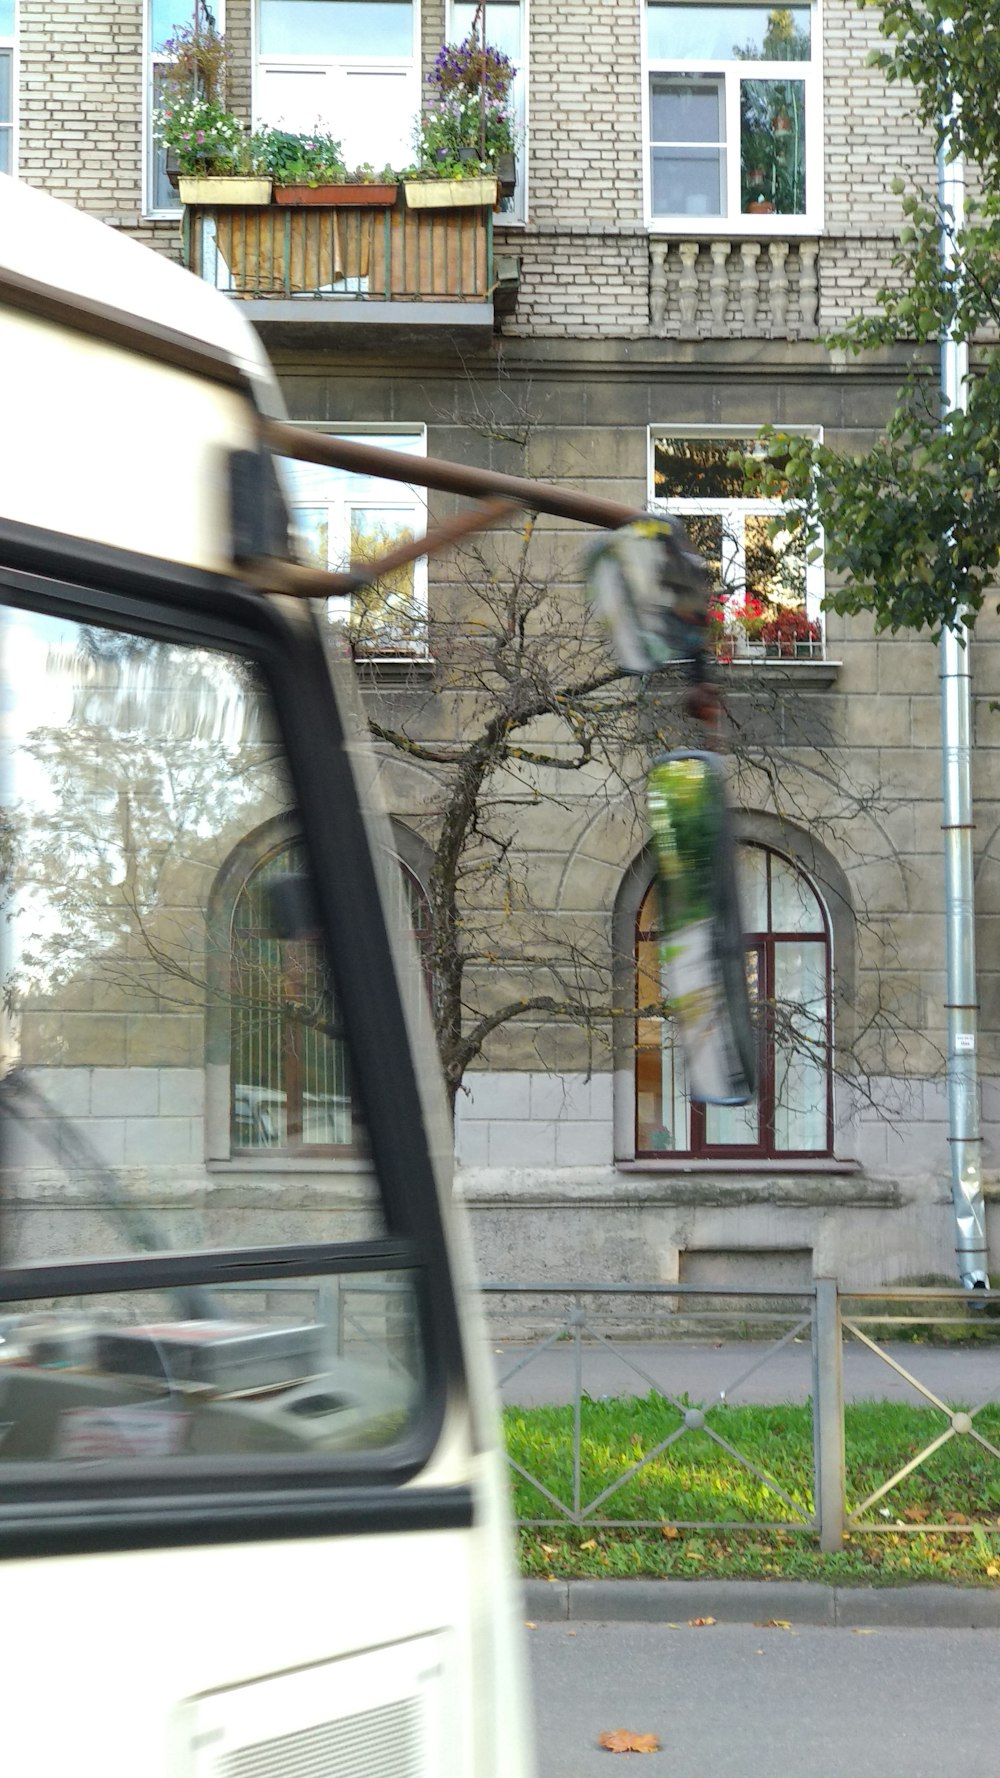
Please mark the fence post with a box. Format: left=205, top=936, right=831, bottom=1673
left=812, top=1277, right=845, bottom=1552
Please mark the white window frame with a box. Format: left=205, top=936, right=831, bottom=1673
left=252, top=0, right=421, bottom=175
left=0, top=0, right=17, bottom=180
left=447, top=0, right=528, bottom=224
left=642, top=0, right=823, bottom=236
left=647, top=424, right=824, bottom=638
left=281, top=424, right=429, bottom=660
left=144, top=1, right=227, bottom=220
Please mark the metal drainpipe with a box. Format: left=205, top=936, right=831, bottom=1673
left=938, top=106, right=989, bottom=1288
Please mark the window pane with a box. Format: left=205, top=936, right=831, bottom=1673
left=0, top=1270, right=423, bottom=1463
left=0, top=607, right=386, bottom=1253
left=150, top=65, right=182, bottom=211
left=680, top=513, right=724, bottom=595
left=743, top=512, right=806, bottom=606
left=452, top=0, right=521, bottom=60
left=0, top=0, right=14, bottom=34
left=293, top=507, right=330, bottom=569
left=653, top=436, right=750, bottom=499
left=737, top=844, right=767, bottom=931
left=259, top=0, right=414, bottom=58
left=704, top=949, right=759, bottom=1145
left=773, top=939, right=828, bottom=1149
left=652, top=144, right=725, bottom=218
left=650, top=74, right=723, bottom=143
left=0, top=128, right=9, bottom=175
left=740, top=78, right=806, bottom=214
left=151, top=1, right=198, bottom=54
left=0, top=48, right=10, bottom=120
left=770, top=855, right=822, bottom=932
left=647, top=4, right=811, bottom=62
left=349, top=506, right=421, bottom=654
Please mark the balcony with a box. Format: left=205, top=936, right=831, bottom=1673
left=181, top=201, right=500, bottom=343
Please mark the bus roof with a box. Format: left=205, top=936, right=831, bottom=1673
left=0, top=174, right=281, bottom=409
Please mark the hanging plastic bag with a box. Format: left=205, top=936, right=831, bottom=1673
left=645, top=751, right=756, bottom=1106
left=585, top=515, right=712, bottom=674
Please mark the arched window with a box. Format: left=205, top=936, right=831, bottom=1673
left=229, top=840, right=430, bottom=1155
left=635, top=842, right=832, bottom=1158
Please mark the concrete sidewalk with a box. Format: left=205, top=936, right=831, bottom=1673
left=523, top=1577, right=1000, bottom=1627
left=494, top=1338, right=1000, bottom=1406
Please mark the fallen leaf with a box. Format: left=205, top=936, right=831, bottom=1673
left=688, top=1617, right=716, bottom=1627
left=581, top=1538, right=598, bottom=1550
left=539, top=1542, right=557, bottom=1554
left=903, top=1505, right=930, bottom=1523
left=985, top=1563, right=1000, bottom=1579
left=524, top=1621, right=536, bottom=1630
left=566, top=1630, right=577, bottom=1636
left=598, top=1729, right=661, bottom=1754
left=661, top=1526, right=679, bottom=1540
left=852, top=1628, right=877, bottom=1635
left=753, top=1619, right=792, bottom=1629
left=946, top=1512, right=970, bottom=1525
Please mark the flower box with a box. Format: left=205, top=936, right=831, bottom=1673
left=403, top=176, right=500, bottom=210
left=178, top=176, right=273, bottom=205
left=273, top=182, right=398, bottom=207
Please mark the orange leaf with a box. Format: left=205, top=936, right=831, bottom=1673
left=598, top=1729, right=662, bottom=1754
left=688, top=1616, right=716, bottom=1627
left=753, top=1619, right=792, bottom=1629
left=661, top=1526, right=679, bottom=1540
left=946, top=1512, right=970, bottom=1525
left=903, top=1505, right=930, bottom=1523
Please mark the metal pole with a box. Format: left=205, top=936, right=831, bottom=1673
left=937, top=58, right=989, bottom=1288
left=812, top=1278, right=845, bottom=1552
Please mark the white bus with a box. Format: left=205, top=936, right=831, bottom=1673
left=0, top=172, right=549, bottom=1778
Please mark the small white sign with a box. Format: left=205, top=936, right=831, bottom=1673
left=955, top=1033, right=976, bottom=1053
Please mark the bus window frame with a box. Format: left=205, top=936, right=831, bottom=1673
left=0, top=519, right=469, bottom=1554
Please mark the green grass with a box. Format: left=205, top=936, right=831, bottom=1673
left=504, top=1392, right=1000, bottom=1585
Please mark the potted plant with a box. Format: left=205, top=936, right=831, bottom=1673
left=265, top=130, right=399, bottom=206
left=404, top=33, right=516, bottom=208
left=760, top=607, right=822, bottom=657
left=155, top=25, right=272, bottom=203
left=157, top=96, right=273, bottom=203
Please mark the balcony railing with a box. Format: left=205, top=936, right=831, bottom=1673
left=182, top=202, right=494, bottom=308
left=649, top=237, right=820, bottom=340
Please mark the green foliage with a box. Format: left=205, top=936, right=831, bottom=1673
left=262, top=127, right=346, bottom=185
left=745, top=1, right=1000, bottom=636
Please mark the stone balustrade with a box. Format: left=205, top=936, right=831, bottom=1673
left=649, top=237, right=820, bottom=340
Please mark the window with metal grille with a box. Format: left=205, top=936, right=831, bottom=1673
left=230, top=841, right=429, bottom=1154
left=635, top=840, right=832, bottom=1158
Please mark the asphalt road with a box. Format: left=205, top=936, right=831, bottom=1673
left=530, top=1620, right=1000, bottom=1778
left=494, top=1338, right=1000, bottom=1407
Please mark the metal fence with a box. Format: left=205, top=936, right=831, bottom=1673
left=483, top=1282, right=1000, bottom=1551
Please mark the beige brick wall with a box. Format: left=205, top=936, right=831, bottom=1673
left=10, top=0, right=942, bottom=329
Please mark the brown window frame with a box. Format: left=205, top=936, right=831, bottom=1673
left=635, top=842, right=833, bottom=1161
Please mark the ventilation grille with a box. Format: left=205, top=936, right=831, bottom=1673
left=217, top=1697, right=423, bottom=1778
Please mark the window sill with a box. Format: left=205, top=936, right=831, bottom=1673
left=207, top=1157, right=375, bottom=1174
left=354, top=656, right=436, bottom=686
left=646, top=221, right=823, bottom=240
left=716, top=658, right=841, bottom=688
left=619, top=1157, right=858, bottom=1174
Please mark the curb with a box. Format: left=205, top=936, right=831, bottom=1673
left=521, top=1578, right=1000, bottom=1629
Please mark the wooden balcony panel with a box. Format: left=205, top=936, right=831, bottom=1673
left=186, top=204, right=492, bottom=305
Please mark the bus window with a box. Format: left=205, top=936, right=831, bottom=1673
left=0, top=604, right=427, bottom=1474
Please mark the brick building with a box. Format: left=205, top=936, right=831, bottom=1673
left=5, top=0, right=1000, bottom=1292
